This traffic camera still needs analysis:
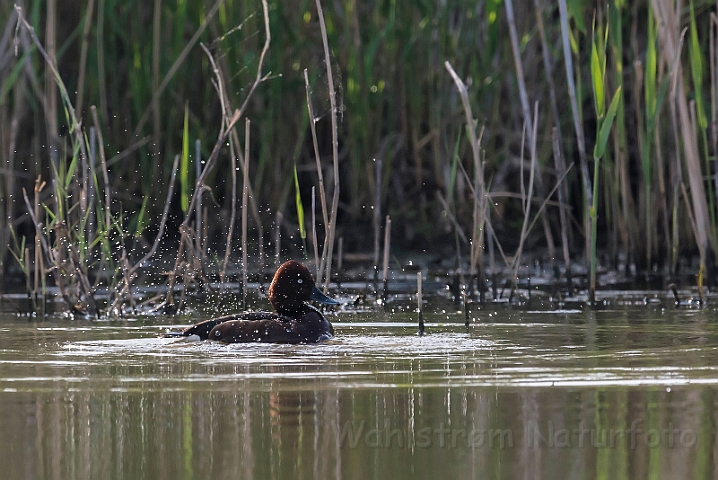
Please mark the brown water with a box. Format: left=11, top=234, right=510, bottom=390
left=1, top=294, right=718, bottom=479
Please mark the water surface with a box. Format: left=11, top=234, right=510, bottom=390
left=1, top=295, right=717, bottom=479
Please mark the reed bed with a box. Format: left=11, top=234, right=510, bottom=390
left=1, top=0, right=718, bottom=313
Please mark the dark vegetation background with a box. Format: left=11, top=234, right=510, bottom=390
left=1, top=0, right=717, bottom=288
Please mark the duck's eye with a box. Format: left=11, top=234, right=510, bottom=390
left=297, top=278, right=303, bottom=284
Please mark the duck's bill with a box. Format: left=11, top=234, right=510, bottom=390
left=310, top=285, right=340, bottom=305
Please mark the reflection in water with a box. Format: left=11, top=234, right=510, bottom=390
left=1, top=386, right=715, bottom=479
left=0, top=306, right=717, bottom=479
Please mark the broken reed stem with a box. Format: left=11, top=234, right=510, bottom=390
left=417, top=271, right=424, bottom=335
left=445, top=61, right=486, bottom=304
left=382, top=215, right=391, bottom=304
left=315, top=0, right=340, bottom=294
left=241, top=118, right=250, bottom=310
left=33, top=178, right=44, bottom=301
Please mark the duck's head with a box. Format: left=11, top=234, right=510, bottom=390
left=268, top=260, right=339, bottom=316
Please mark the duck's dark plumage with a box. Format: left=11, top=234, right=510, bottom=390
left=165, top=261, right=338, bottom=343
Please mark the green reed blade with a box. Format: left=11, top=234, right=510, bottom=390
left=294, top=163, right=306, bottom=240
left=180, top=102, right=190, bottom=214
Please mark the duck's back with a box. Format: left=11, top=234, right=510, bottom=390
left=209, top=305, right=333, bottom=344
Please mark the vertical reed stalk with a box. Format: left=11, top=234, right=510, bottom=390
left=552, top=128, right=573, bottom=294
left=651, top=0, right=713, bottom=277
left=445, top=61, right=486, bottom=303
left=382, top=215, right=391, bottom=304
left=24, top=247, right=31, bottom=304
left=275, top=211, right=283, bottom=266
left=373, top=158, right=382, bottom=288
left=337, top=236, right=343, bottom=289
left=417, top=271, right=424, bottom=335
left=504, top=0, right=555, bottom=259
left=312, top=186, right=320, bottom=278
left=75, top=0, right=96, bottom=116
left=33, top=178, right=44, bottom=301
left=315, top=0, right=340, bottom=293
left=304, top=69, right=329, bottom=231
left=129, top=154, right=180, bottom=276
left=195, top=139, right=204, bottom=257
left=87, top=127, right=96, bottom=246
left=91, top=107, right=111, bottom=234
left=44, top=0, right=58, bottom=167
left=241, top=118, right=250, bottom=310
left=509, top=104, right=539, bottom=301
left=558, top=0, right=593, bottom=285
left=222, top=137, right=236, bottom=288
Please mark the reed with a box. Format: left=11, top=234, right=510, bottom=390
left=417, top=271, right=424, bottom=335
left=382, top=215, right=391, bottom=304
left=5, top=0, right=718, bottom=305
left=242, top=118, right=250, bottom=310
left=588, top=14, right=623, bottom=304
left=315, top=0, right=340, bottom=294
left=445, top=61, right=487, bottom=303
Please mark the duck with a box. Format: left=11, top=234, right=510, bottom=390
left=164, top=260, right=339, bottom=343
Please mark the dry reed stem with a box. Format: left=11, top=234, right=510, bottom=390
left=382, top=215, right=391, bottom=302
left=151, top=0, right=162, bottom=162
left=44, top=0, right=58, bottom=167
left=552, top=127, right=573, bottom=293
left=533, top=0, right=565, bottom=160
left=15, top=5, right=89, bottom=181
left=90, top=105, right=112, bottom=250
left=128, top=153, right=180, bottom=277
left=505, top=0, right=555, bottom=260
left=75, top=0, right=95, bottom=116
left=201, top=42, right=265, bottom=282
left=557, top=0, right=592, bottom=270
left=445, top=60, right=487, bottom=302
left=373, top=158, right=382, bottom=285
left=221, top=134, right=237, bottom=283
left=170, top=0, right=270, bottom=297
left=652, top=0, right=713, bottom=269
left=195, top=139, right=204, bottom=258
left=241, top=118, right=250, bottom=310
left=311, top=186, right=320, bottom=279
left=417, top=271, right=424, bottom=335
left=315, top=0, right=340, bottom=293
left=304, top=69, right=329, bottom=231
left=33, top=177, right=45, bottom=298
left=508, top=104, right=539, bottom=301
